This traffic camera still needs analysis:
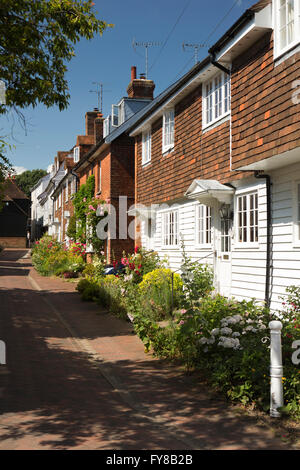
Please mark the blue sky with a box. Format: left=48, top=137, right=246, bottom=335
left=2, top=0, right=255, bottom=173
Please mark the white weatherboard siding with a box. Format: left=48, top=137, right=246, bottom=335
left=140, top=200, right=214, bottom=274
left=139, top=163, right=300, bottom=311
left=268, top=162, right=300, bottom=311
left=230, top=180, right=267, bottom=305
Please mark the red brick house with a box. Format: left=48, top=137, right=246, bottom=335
left=128, top=0, right=300, bottom=310
left=73, top=67, right=155, bottom=261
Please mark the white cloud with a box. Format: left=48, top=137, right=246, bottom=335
left=12, top=166, right=28, bottom=175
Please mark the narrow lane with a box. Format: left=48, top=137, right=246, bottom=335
left=0, top=249, right=294, bottom=450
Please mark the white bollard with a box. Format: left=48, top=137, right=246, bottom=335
left=0, top=340, right=5, bottom=365
left=269, top=320, right=283, bottom=418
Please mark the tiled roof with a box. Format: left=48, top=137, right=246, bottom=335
left=2, top=178, right=29, bottom=200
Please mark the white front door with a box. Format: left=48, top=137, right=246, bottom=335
left=217, top=212, right=232, bottom=297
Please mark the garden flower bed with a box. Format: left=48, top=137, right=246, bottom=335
left=75, top=245, right=300, bottom=421
left=32, top=235, right=300, bottom=421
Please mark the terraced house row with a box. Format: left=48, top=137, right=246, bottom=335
left=31, top=0, right=300, bottom=311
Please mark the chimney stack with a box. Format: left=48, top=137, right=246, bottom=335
left=127, top=66, right=155, bottom=100
left=85, top=109, right=99, bottom=136
left=94, top=113, right=104, bottom=144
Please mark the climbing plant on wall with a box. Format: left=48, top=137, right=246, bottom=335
left=68, top=175, right=107, bottom=254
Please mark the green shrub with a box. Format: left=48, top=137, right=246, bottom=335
left=138, top=268, right=183, bottom=319
left=180, top=240, right=214, bottom=304
left=32, top=234, right=86, bottom=277
left=82, top=263, right=96, bottom=277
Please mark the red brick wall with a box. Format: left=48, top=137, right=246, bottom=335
left=0, top=237, right=26, bottom=248
left=77, top=136, right=135, bottom=261
left=231, top=32, right=300, bottom=169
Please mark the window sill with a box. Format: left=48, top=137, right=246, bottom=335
left=202, top=113, right=230, bottom=133
left=162, top=146, right=174, bottom=156
left=274, top=41, right=300, bottom=66
left=141, top=160, right=151, bottom=168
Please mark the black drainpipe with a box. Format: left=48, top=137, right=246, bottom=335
left=254, top=172, right=272, bottom=309
left=71, top=169, right=79, bottom=192
left=209, top=52, right=231, bottom=75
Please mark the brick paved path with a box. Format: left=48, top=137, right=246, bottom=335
left=0, top=249, right=296, bottom=450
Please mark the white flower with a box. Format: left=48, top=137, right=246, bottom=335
left=233, top=315, right=243, bottom=322
left=220, top=327, right=233, bottom=335
left=218, top=336, right=241, bottom=350
left=207, top=336, right=215, bottom=345
left=199, top=337, right=209, bottom=345
left=211, top=328, right=220, bottom=336
left=232, top=332, right=240, bottom=337
left=244, top=325, right=254, bottom=332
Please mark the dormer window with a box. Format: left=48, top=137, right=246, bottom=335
left=111, top=102, right=125, bottom=128
left=203, top=72, right=230, bottom=128
left=112, top=104, right=119, bottom=127
left=103, top=116, right=110, bottom=137
left=274, top=0, right=300, bottom=58
left=73, top=146, right=80, bottom=163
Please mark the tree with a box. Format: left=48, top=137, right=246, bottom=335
left=0, top=0, right=112, bottom=196
left=0, top=0, right=111, bottom=112
left=15, top=169, right=48, bottom=198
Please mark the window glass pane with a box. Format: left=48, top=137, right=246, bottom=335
left=237, top=192, right=258, bottom=243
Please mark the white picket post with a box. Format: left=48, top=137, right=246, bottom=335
left=0, top=340, right=5, bottom=365
left=269, top=320, right=283, bottom=418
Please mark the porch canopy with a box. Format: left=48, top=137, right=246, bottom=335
left=127, top=205, right=156, bottom=219
left=185, top=179, right=235, bottom=205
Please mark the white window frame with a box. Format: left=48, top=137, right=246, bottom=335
left=112, top=104, right=120, bottom=127
left=98, top=161, right=102, bottom=193
left=161, top=209, right=179, bottom=248
left=203, top=72, right=230, bottom=129
left=119, top=101, right=125, bottom=125
left=195, top=204, right=212, bottom=248
left=162, top=108, right=175, bottom=154
left=58, top=192, right=62, bottom=209
left=142, top=128, right=151, bottom=165
left=65, top=183, right=68, bottom=202
left=274, top=0, right=300, bottom=59
left=103, top=116, right=110, bottom=137
left=236, top=190, right=259, bottom=246
left=73, top=146, right=80, bottom=163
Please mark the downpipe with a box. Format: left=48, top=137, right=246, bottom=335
left=254, top=172, right=272, bottom=309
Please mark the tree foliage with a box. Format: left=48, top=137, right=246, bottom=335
left=0, top=0, right=112, bottom=113
left=15, top=169, right=48, bottom=197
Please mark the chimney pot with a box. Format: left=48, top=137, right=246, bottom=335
left=131, top=66, right=137, bottom=81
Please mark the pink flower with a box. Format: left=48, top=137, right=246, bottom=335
left=179, top=320, right=185, bottom=325
left=83, top=198, right=86, bottom=202
left=88, top=205, right=96, bottom=211
left=134, top=246, right=139, bottom=253
left=180, top=309, right=187, bottom=314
